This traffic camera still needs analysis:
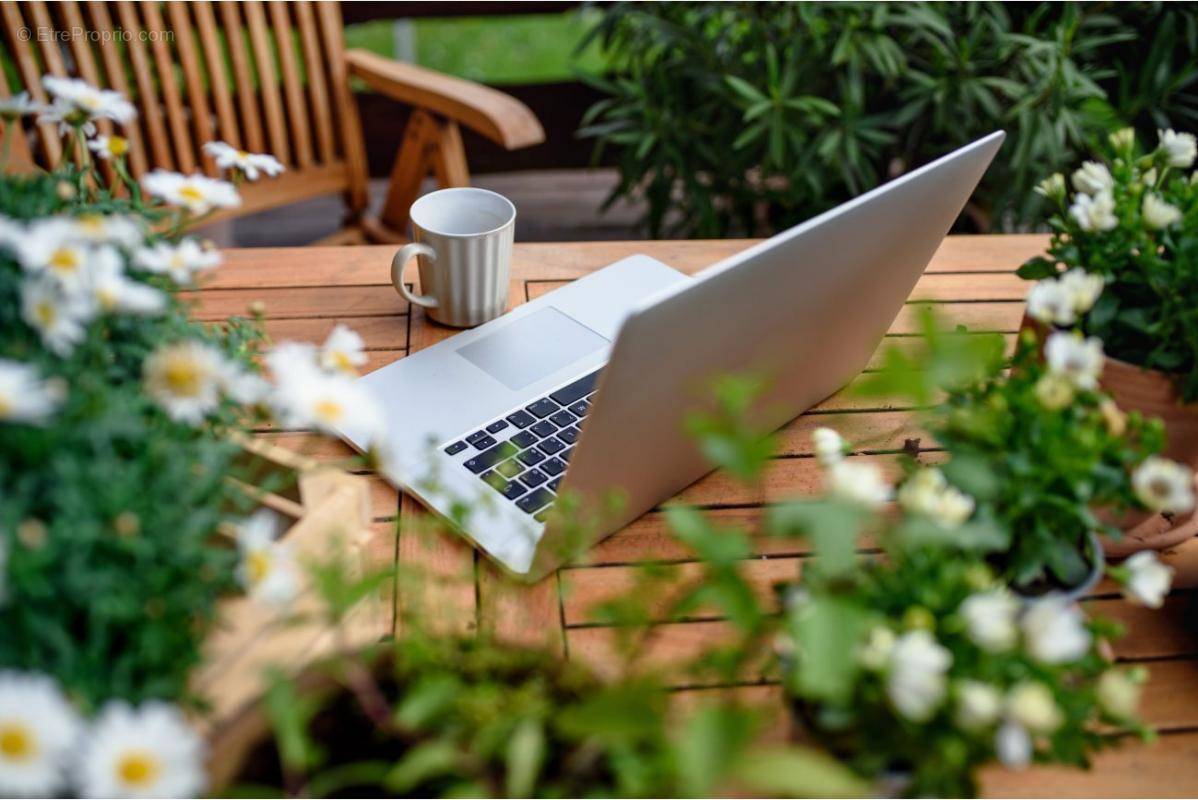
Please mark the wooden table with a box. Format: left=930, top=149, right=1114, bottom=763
left=197, top=236, right=1198, bottom=797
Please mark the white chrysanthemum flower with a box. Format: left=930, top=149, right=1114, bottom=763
left=0, top=359, right=64, bottom=425
left=141, top=170, right=241, bottom=216
left=133, top=239, right=221, bottom=285
left=1034, top=373, right=1075, bottom=410
left=202, top=141, right=285, bottom=181
left=76, top=701, right=205, bottom=798
left=995, top=721, right=1032, bottom=768
left=0, top=91, right=43, bottom=121
left=86, top=248, right=166, bottom=317
left=1069, top=190, right=1118, bottom=232
left=264, top=341, right=321, bottom=383
left=69, top=213, right=144, bottom=249
left=21, top=277, right=92, bottom=357
left=87, top=135, right=130, bottom=161
left=271, top=362, right=385, bottom=443
left=959, top=588, right=1020, bottom=652
left=234, top=510, right=300, bottom=607
left=1044, top=332, right=1104, bottom=391
left=857, top=626, right=896, bottom=671
left=1142, top=193, right=1182, bottom=229
left=954, top=680, right=1003, bottom=732
left=217, top=361, right=269, bottom=407
left=1006, top=682, right=1063, bottom=733
left=1120, top=551, right=1175, bottom=609
left=827, top=459, right=890, bottom=509
left=1158, top=129, right=1197, bottom=168
left=40, top=76, right=135, bottom=135
left=811, top=426, right=845, bottom=467
left=1058, top=268, right=1104, bottom=315
left=0, top=215, right=23, bottom=252
left=886, top=630, right=952, bottom=722
left=897, top=467, right=975, bottom=527
left=319, top=324, right=367, bottom=374
left=1026, top=278, right=1076, bottom=326
left=0, top=671, right=82, bottom=796
left=142, top=340, right=226, bottom=424
left=1097, top=668, right=1144, bottom=720
left=16, top=220, right=92, bottom=289
left=1132, top=456, right=1196, bottom=515
left=1021, top=595, right=1091, bottom=664
left=1071, top=161, right=1113, bottom=195
left=1033, top=173, right=1065, bottom=200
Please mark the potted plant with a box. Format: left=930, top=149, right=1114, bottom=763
left=1019, top=127, right=1198, bottom=551
left=772, top=431, right=1163, bottom=797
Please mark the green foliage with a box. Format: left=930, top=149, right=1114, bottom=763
left=578, top=2, right=1198, bottom=238
left=0, top=173, right=263, bottom=709
left=1018, top=129, right=1198, bottom=399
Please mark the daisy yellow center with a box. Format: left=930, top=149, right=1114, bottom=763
left=313, top=398, right=344, bottom=424
left=1149, top=477, right=1173, bottom=499
left=78, top=215, right=104, bottom=233
left=178, top=185, right=206, bottom=204
left=98, top=287, right=118, bottom=310
left=332, top=351, right=354, bottom=372
left=0, top=723, right=35, bottom=762
left=0, top=393, right=12, bottom=418
left=108, top=136, right=129, bottom=156
left=246, top=550, right=272, bottom=585
left=49, top=247, right=81, bottom=274
left=169, top=253, right=187, bottom=270
left=116, top=750, right=161, bottom=788
left=164, top=358, right=204, bottom=397
left=238, top=150, right=250, bottom=160
left=35, top=301, right=57, bottom=327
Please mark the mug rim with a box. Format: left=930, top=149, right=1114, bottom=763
left=410, top=187, right=517, bottom=239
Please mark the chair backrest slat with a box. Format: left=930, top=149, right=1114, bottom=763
left=294, top=0, right=334, bottom=164
left=141, top=1, right=195, bottom=173
left=115, top=0, right=174, bottom=171
left=268, top=2, right=312, bottom=168
left=167, top=2, right=216, bottom=175
left=192, top=1, right=241, bottom=150
left=243, top=1, right=289, bottom=164
left=0, top=0, right=62, bottom=164
left=316, top=2, right=366, bottom=208
left=86, top=0, right=148, bottom=175
left=0, top=55, right=36, bottom=170
left=218, top=2, right=264, bottom=154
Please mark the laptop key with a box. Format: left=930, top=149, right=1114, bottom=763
left=549, top=370, right=601, bottom=406
left=537, top=437, right=565, bottom=455
left=541, top=457, right=565, bottom=476
left=481, top=471, right=508, bottom=492
left=501, top=481, right=527, bottom=500
left=486, top=419, right=509, bottom=434
left=470, top=434, right=497, bottom=451
left=530, top=420, right=557, bottom=438
left=549, top=410, right=576, bottom=428
left=505, top=409, right=536, bottom=429
left=526, top=398, right=559, bottom=418
left=567, top=400, right=590, bottom=417
left=494, top=459, right=523, bottom=479
left=521, top=468, right=548, bottom=487
left=465, top=430, right=490, bottom=446
left=444, top=440, right=468, bottom=456
left=548, top=477, right=562, bottom=491
left=517, top=448, right=546, bottom=466
left=560, top=446, right=573, bottom=462
left=516, top=488, right=554, bottom=514
left=510, top=430, right=537, bottom=449
left=557, top=426, right=579, bottom=445
left=464, top=441, right=520, bottom=474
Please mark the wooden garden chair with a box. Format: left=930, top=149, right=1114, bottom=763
left=0, top=1, right=545, bottom=244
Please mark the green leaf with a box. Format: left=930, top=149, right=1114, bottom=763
left=793, top=597, right=866, bottom=703
left=768, top=499, right=867, bottom=576
left=385, top=741, right=462, bottom=794
left=505, top=718, right=546, bottom=798
left=733, top=746, right=871, bottom=798
left=1016, top=256, right=1060, bottom=280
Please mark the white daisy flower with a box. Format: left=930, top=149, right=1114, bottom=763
left=271, top=363, right=385, bottom=443
left=1158, top=128, right=1197, bottom=168
left=826, top=458, right=891, bottom=509
left=0, top=359, right=64, bottom=425
left=76, top=700, right=205, bottom=798
left=954, top=680, right=1003, bottom=732
left=0, top=92, right=43, bottom=121
left=995, top=721, right=1032, bottom=768
left=1021, top=595, right=1091, bottom=665
left=1044, top=332, right=1103, bottom=391
left=202, top=141, right=285, bottom=181
left=1033, top=173, right=1065, bottom=201
left=0, top=215, right=23, bottom=252
left=811, top=426, right=846, bottom=467
left=1142, top=193, right=1182, bottom=229
left=40, top=76, right=135, bottom=135
left=319, top=324, right=367, bottom=374
left=1058, top=268, right=1104, bottom=315
left=234, top=510, right=300, bottom=607
left=1097, top=668, right=1145, bottom=721
left=88, top=135, right=130, bottom=161
left=15, top=220, right=92, bottom=289
left=1071, top=161, right=1113, bottom=195
left=1006, top=682, right=1063, bottom=734
left=1026, top=278, right=1076, bottom=326
left=897, top=467, right=975, bottom=527
left=886, top=629, right=952, bottom=722
left=0, top=671, right=82, bottom=797
left=1132, top=456, right=1195, bottom=515
left=959, top=587, right=1020, bottom=653
left=69, top=213, right=144, bottom=249
left=857, top=625, right=896, bottom=671
left=133, top=239, right=221, bottom=285
left=86, top=248, right=166, bottom=317
left=1120, top=551, right=1175, bottom=609
left=21, top=276, right=92, bottom=357
left=218, top=361, right=270, bottom=407
left=142, top=340, right=226, bottom=424
left=141, top=170, right=241, bottom=216
left=1034, top=373, right=1075, bottom=410
left=1068, top=190, right=1118, bottom=232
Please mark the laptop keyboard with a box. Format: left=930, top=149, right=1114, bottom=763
left=440, top=369, right=601, bottom=520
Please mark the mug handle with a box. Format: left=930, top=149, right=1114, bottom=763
left=390, top=242, right=439, bottom=309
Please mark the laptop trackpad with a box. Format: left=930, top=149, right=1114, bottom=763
left=456, top=306, right=608, bottom=391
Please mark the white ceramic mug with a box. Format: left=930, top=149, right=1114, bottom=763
left=391, top=187, right=516, bottom=328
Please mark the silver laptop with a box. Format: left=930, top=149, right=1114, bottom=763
left=341, top=132, right=1004, bottom=580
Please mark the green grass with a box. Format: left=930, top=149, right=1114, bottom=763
left=344, top=10, right=607, bottom=86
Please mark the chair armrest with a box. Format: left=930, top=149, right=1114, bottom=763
left=344, top=49, right=545, bottom=150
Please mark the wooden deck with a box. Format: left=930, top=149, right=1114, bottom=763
left=197, top=235, right=1198, bottom=797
